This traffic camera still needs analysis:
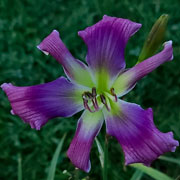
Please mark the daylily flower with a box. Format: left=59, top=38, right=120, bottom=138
left=1, top=15, right=178, bottom=172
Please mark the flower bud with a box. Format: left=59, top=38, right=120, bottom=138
left=137, top=14, right=169, bottom=63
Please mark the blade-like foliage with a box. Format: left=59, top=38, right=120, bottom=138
left=47, top=134, right=66, bottom=180
left=159, top=156, right=180, bottom=166
left=131, top=163, right=173, bottom=180
left=130, top=170, right=143, bottom=180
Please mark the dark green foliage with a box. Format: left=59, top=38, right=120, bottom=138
left=0, top=0, right=180, bottom=179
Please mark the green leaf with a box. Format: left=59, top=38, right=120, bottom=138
left=95, top=137, right=108, bottom=180
left=95, top=137, right=104, bottom=168
left=130, top=170, right=143, bottom=180
left=130, top=163, right=173, bottom=180
left=47, top=134, right=66, bottom=180
left=159, top=156, right=180, bottom=166
left=18, top=154, right=22, bottom=180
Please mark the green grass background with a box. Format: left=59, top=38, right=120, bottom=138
left=0, top=0, right=180, bottom=179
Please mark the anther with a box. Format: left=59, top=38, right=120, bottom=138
left=85, top=92, right=93, bottom=99
left=92, top=87, right=97, bottom=97
left=91, top=87, right=99, bottom=110
left=83, top=98, right=95, bottom=113
left=110, top=88, right=118, bottom=102
left=100, top=94, right=110, bottom=111
left=82, top=93, right=88, bottom=100
left=82, top=88, right=100, bottom=112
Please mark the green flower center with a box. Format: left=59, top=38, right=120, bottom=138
left=82, top=87, right=117, bottom=113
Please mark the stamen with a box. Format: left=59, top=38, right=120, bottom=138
left=91, top=87, right=99, bottom=110
left=92, top=87, right=97, bottom=97
left=100, top=94, right=106, bottom=104
left=92, top=99, right=99, bottom=111
left=100, top=94, right=110, bottom=111
left=82, top=93, right=88, bottom=100
left=85, top=92, right=93, bottom=99
left=94, top=97, right=99, bottom=110
left=82, top=88, right=99, bottom=112
left=110, top=88, right=118, bottom=102
left=83, top=98, right=95, bottom=113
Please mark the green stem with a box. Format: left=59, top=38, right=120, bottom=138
left=103, top=134, right=109, bottom=180
left=18, top=153, right=22, bottom=180
left=74, top=168, right=79, bottom=180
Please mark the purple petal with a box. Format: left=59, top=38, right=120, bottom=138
left=1, top=77, right=85, bottom=130
left=113, top=40, right=173, bottom=96
left=104, top=100, right=179, bottom=165
left=67, top=110, right=104, bottom=172
left=78, top=15, right=141, bottom=79
left=37, top=30, right=94, bottom=87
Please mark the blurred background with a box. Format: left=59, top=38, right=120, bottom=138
left=0, top=0, right=180, bottom=179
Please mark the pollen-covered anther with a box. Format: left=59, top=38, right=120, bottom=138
left=110, top=88, right=117, bottom=102
left=100, top=94, right=110, bottom=111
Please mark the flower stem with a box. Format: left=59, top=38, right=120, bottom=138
left=74, top=168, right=79, bottom=180
left=103, top=134, right=109, bottom=180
